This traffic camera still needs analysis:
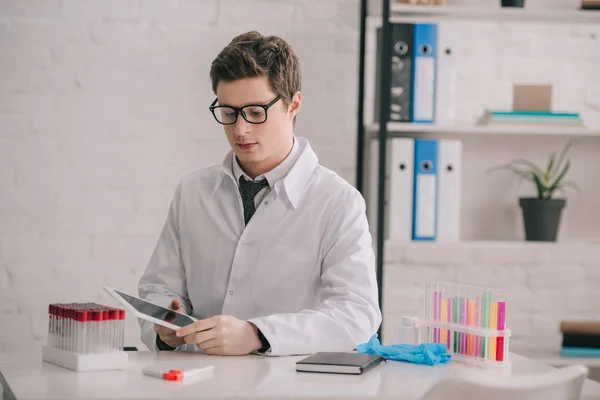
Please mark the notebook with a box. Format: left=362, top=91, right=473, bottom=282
left=296, top=352, right=384, bottom=375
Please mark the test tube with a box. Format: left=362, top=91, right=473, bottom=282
left=109, top=309, right=118, bottom=352
left=91, top=309, right=99, bottom=353
left=475, top=287, right=482, bottom=358
left=79, top=310, right=88, bottom=354
left=433, top=281, right=440, bottom=344
left=480, top=287, right=487, bottom=360
left=496, top=289, right=507, bottom=362
left=119, top=309, right=125, bottom=351
left=47, top=305, right=54, bottom=348
left=65, top=307, right=71, bottom=352
left=446, top=282, right=454, bottom=353
left=424, top=281, right=431, bottom=342
left=441, top=282, right=451, bottom=350
left=488, top=289, right=499, bottom=361
left=102, top=308, right=109, bottom=352
left=46, top=302, right=125, bottom=354
left=465, top=286, right=472, bottom=357
left=462, top=286, right=468, bottom=356
left=453, top=284, right=460, bottom=353
left=58, top=305, right=64, bottom=350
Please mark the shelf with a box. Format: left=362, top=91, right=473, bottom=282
left=377, top=3, right=600, bottom=24
left=366, top=122, right=600, bottom=138
left=384, top=239, right=600, bottom=247
left=515, top=348, right=600, bottom=368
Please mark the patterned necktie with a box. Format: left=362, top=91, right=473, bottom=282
left=239, top=176, right=269, bottom=225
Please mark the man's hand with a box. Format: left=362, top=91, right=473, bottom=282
left=175, top=315, right=263, bottom=356
left=154, top=299, right=186, bottom=349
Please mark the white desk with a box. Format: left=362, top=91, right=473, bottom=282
left=2, top=348, right=600, bottom=400
left=516, top=348, right=600, bottom=368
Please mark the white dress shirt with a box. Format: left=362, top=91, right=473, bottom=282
left=137, top=136, right=382, bottom=356
left=232, top=136, right=300, bottom=208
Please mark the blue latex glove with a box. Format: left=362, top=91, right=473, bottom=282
left=357, top=334, right=451, bottom=366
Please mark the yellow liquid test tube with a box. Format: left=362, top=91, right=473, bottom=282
left=489, top=297, right=498, bottom=361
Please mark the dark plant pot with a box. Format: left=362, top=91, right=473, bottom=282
left=502, top=0, right=525, bottom=7
left=519, top=198, right=566, bottom=242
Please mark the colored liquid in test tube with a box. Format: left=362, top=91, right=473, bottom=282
left=424, top=281, right=432, bottom=343
left=440, top=282, right=451, bottom=351
left=496, top=289, right=506, bottom=361
left=458, top=285, right=467, bottom=355
left=446, top=283, right=454, bottom=352
left=433, top=281, right=440, bottom=344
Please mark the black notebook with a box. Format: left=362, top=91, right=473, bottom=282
left=563, top=332, right=600, bottom=349
left=296, top=352, right=384, bottom=375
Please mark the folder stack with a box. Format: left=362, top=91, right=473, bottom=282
left=373, top=21, right=461, bottom=126
left=476, top=84, right=585, bottom=128
left=477, top=110, right=585, bottom=128
left=376, top=137, right=463, bottom=243
left=394, top=0, right=446, bottom=5
left=560, top=320, right=600, bottom=358
left=581, top=0, right=600, bottom=9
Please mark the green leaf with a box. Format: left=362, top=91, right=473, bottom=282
left=551, top=140, right=574, bottom=177
left=545, top=153, right=556, bottom=182
left=505, top=159, right=545, bottom=178
left=557, top=180, right=580, bottom=193
left=487, top=164, right=534, bottom=182
left=547, top=160, right=571, bottom=196
left=532, top=172, right=549, bottom=198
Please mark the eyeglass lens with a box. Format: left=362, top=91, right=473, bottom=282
left=216, top=106, right=266, bottom=124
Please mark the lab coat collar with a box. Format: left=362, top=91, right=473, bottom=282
left=214, top=136, right=318, bottom=209
left=231, top=137, right=300, bottom=190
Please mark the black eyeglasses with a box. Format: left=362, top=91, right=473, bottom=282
left=209, top=95, right=282, bottom=125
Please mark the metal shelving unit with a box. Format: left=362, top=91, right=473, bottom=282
left=354, top=0, right=600, bottom=340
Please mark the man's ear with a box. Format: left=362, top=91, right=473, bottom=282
left=288, top=91, right=302, bottom=120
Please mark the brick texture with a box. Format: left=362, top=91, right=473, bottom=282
left=1, top=0, right=600, bottom=356
left=382, top=241, right=600, bottom=351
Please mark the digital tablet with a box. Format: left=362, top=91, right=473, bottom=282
left=103, top=286, right=198, bottom=331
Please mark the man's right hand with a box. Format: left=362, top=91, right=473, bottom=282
left=154, top=299, right=186, bottom=348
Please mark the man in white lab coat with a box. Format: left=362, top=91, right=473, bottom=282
left=137, top=31, right=381, bottom=356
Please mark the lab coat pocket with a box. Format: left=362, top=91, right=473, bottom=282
left=252, top=244, right=318, bottom=312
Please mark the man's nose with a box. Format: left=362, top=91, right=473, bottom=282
left=233, top=113, right=250, bottom=135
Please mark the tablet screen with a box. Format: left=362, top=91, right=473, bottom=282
left=114, top=290, right=196, bottom=328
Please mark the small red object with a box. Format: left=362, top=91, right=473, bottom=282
left=162, top=369, right=184, bottom=381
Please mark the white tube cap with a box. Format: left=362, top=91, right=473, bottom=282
left=401, top=316, right=418, bottom=326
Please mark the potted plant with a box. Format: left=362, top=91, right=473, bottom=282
left=488, top=140, right=579, bottom=242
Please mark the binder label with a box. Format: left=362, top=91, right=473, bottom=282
left=414, top=56, right=435, bottom=121
left=416, top=174, right=436, bottom=238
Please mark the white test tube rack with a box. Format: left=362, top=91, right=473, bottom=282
left=42, top=303, right=129, bottom=372
left=421, top=281, right=511, bottom=370
left=42, top=345, right=129, bottom=372
left=420, top=319, right=512, bottom=370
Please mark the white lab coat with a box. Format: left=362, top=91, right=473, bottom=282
left=137, top=137, right=382, bottom=356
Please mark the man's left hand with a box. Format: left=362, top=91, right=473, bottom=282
left=175, top=315, right=263, bottom=355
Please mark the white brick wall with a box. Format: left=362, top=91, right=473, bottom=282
left=382, top=241, right=600, bottom=352
left=1, top=0, right=600, bottom=356
left=0, top=0, right=362, bottom=354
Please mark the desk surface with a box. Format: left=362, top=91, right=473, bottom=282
left=2, top=349, right=600, bottom=400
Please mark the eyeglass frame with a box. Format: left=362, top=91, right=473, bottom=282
left=208, top=95, right=283, bottom=125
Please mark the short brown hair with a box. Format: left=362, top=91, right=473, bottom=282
left=209, top=31, right=301, bottom=108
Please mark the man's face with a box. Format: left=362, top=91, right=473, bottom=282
left=215, top=76, right=301, bottom=172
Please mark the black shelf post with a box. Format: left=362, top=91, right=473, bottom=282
left=375, top=0, right=392, bottom=341
left=355, top=0, right=392, bottom=341
left=355, top=0, right=368, bottom=195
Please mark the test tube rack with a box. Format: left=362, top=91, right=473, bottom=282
left=421, top=281, right=511, bottom=370
left=42, top=303, right=129, bottom=372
